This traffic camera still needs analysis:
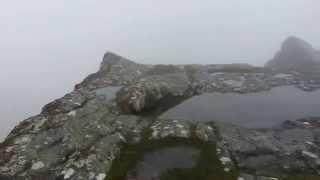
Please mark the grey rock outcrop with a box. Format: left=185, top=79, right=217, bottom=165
left=1, top=51, right=320, bottom=179
left=265, top=36, right=320, bottom=72
left=116, top=65, right=190, bottom=113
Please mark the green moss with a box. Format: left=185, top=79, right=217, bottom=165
left=106, top=137, right=239, bottom=180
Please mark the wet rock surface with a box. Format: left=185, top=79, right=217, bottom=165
left=1, top=51, right=320, bottom=179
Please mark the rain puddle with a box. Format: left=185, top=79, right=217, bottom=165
left=106, top=139, right=238, bottom=180
left=162, top=86, right=320, bottom=128
left=95, top=86, right=122, bottom=102
left=126, top=146, right=199, bottom=180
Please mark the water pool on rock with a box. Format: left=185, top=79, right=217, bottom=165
left=162, top=86, right=320, bottom=128
left=106, top=138, right=238, bottom=180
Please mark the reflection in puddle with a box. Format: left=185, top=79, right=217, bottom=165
left=162, top=86, right=320, bottom=128
left=95, top=86, right=122, bottom=102
left=127, top=146, right=199, bottom=180
left=107, top=139, right=238, bottom=180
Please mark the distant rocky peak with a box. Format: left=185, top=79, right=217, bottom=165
left=316, top=50, right=320, bottom=61
left=265, top=36, right=320, bottom=71
left=281, top=36, right=314, bottom=52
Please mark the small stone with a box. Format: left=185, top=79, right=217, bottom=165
left=85, top=134, right=92, bottom=138
left=152, top=130, right=159, bottom=138
left=118, top=133, right=126, bottom=142
left=89, top=172, right=95, bottom=179
left=176, top=124, right=184, bottom=128
left=96, top=173, right=106, bottom=180
left=302, top=150, right=319, bottom=159
left=220, top=157, right=232, bottom=165
left=5, top=146, right=14, bottom=153
left=257, top=177, right=279, bottom=180
left=179, top=130, right=189, bottom=137
left=31, top=161, right=45, bottom=170
left=67, top=110, right=76, bottom=117
left=62, top=168, right=75, bottom=179
left=15, top=136, right=31, bottom=144
left=302, top=122, right=311, bottom=126
left=305, top=141, right=314, bottom=146
left=33, top=118, right=47, bottom=131
left=0, top=166, right=10, bottom=172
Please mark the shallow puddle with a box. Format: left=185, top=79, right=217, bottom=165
left=126, top=146, right=199, bottom=180
left=162, top=86, right=320, bottom=128
left=106, top=138, right=238, bottom=180
left=95, top=86, right=122, bottom=102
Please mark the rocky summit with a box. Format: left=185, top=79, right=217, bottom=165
left=2, top=40, right=320, bottom=180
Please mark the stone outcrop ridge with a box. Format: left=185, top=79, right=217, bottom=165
left=266, top=36, right=320, bottom=72
left=1, top=51, right=320, bottom=180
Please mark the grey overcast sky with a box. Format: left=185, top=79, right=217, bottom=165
left=0, top=0, right=320, bottom=140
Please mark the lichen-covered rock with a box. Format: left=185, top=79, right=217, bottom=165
left=150, top=119, right=193, bottom=139
left=116, top=67, right=190, bottom=113
left=218, top=119, right=320, bottom=176
left=75, top=52, right=150, bottom=91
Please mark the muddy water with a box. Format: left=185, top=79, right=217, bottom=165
left=162, top=86, right=320, bottom=128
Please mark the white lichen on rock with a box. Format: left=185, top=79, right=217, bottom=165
left=302, top=150, right=319, bottom=159
left=67, top=110, right=77, bottom=117
left=219, top=156, right=232, bottom=165
left=31, top=161, right=45, bottom=170
left=96, top=173, right=106, bottom=180
left=62, top=168, right=75, bottom=179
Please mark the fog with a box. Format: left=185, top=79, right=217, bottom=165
left=1, top=0, right=320, bottom=141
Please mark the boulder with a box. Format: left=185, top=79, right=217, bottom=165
left=116, top=65, right=190, bottom=113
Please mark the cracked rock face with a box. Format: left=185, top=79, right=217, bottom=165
left=1, top=51, right=320, bottom=180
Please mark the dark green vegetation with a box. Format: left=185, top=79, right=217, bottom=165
left=106, top=137, right=238, bottom=180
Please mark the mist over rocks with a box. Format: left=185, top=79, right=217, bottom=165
left=1, top=40, right=320, bottom=179
left=266, top=36, right=320, bottom=72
